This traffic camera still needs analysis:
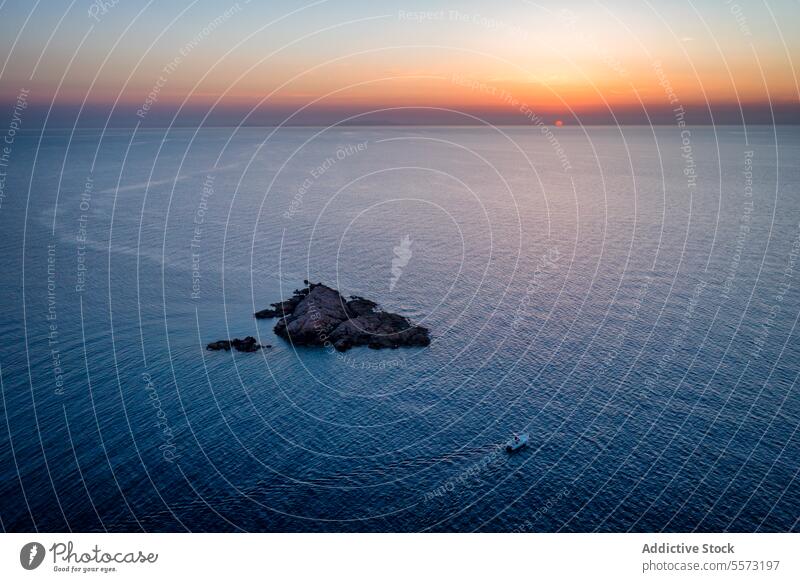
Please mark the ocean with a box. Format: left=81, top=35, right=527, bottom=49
left=0, top=125, right=798, bottom=532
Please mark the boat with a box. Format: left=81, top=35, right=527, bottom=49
left=505, top=432, right=529, bottom=452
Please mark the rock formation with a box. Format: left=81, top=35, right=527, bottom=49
left=206, top=336, right=268, bottom=353
left=255, top=282, right=430, bottom=352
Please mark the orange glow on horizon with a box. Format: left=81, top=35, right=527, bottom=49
left=0, top=1, right=797, bottom=126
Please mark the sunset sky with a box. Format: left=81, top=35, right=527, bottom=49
left=1, top=0, right=798, bottom=125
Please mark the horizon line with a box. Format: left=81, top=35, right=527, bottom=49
left=14, top=122, right=800, bottom=129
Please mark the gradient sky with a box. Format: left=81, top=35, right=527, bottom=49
left=1, top=0, right=798, bottom=125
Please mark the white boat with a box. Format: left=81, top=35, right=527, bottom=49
left=505, top=433, right=529, bottom=452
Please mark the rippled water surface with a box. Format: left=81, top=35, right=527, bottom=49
left=0, top=125, right=798, bottom=532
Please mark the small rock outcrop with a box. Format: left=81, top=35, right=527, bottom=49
left=206, top=336, right=269, bottom=353
left=255, top=282, right=431, bottom=352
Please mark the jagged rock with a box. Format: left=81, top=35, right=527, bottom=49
left=257, top=282, right=431, bottom=352
left=254, top=287, right=309, bottom=319
left=206, top=336, right=267, bottom=352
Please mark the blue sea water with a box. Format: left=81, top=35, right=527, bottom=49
left=0, top=125, right=798, bottom=532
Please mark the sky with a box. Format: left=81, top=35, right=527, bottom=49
left=0, top=0, right=798, bottom=126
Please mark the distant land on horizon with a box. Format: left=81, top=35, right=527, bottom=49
left=5, top=100, right=799, bottom=129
